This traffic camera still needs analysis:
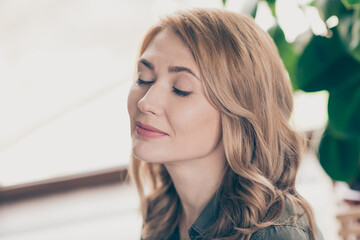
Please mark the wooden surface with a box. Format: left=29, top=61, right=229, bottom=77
left=0, top=167, right=128, bottom=203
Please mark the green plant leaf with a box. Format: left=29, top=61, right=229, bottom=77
left=265, top=0, right=276, bottom=17
left=222, top=0, right=228, bottom=6
left=295, top=27, right=360, bottom=92
left=319, top=125, right=360, bottom=182
left=338, top=8, right=360, bottom=62
left=238, top=0, right=260, bottom=17
left=247, top=0, right=259, bottom=18
left=268, top=25, right=299, bottom=90
left=341, top=0, right=360, bottom=7
left=250, top=4, right=258, bottom=18
left=316, top=0, right=349, bottom=20
left=328, top=81, right=360, bottom=137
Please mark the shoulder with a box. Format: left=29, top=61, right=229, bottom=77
left=250, top=224, right=310, bottom=240
left=250, top=224, right=324, bottom=240
left=250, top=199, right=324, bottom=240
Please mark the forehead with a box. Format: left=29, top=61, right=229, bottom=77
left=140, top=29, right=198, bottom=69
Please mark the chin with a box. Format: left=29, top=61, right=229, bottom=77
left=132, top=148, right=165, bottom=163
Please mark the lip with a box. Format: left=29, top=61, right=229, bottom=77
left=135, top=122, right=168, bottom=138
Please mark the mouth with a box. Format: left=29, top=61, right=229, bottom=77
left=135, top=122, right=168, bottom=137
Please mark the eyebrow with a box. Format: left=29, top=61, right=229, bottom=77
left=139, top=58, right=199, bottom=80
left=168, top=66, right=199, bottom=80
left=139, top=59, right=154, bottom=70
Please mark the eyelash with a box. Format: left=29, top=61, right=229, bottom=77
left=136, top=79, right=191, bottom=97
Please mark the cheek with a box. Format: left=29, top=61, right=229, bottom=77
left=171, top=99, right=221, bottom=142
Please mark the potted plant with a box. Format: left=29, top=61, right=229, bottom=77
left=222, top=0, right=360, bottom=186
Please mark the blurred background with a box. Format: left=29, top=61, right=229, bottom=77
left=0, top=0, right=359, bottom=239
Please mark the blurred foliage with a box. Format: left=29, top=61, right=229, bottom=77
left=222, top=0, right=360, bottom=183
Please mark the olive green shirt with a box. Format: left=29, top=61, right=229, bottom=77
left=167, top=193, right=324, bottom=240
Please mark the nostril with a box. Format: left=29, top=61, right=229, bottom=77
left=138, top=98, right=157, bottom=115
left=137, top=85, right=164, bottom=116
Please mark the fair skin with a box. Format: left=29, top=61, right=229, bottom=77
left=127, top=29, right=226, bottom=240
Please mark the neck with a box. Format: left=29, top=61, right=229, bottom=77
left=164, top=141, right=226, bottom=233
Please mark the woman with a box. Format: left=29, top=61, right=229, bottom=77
left=127, top=8, right=323, bottom=240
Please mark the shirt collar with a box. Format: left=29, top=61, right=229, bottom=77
left=188, top=190, right=221, bottom=237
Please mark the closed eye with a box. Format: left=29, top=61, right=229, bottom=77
left=137, top=79, right=191, bottom=97
left=172, top=87, right=191, bottom=97
left=136, top=79, right=154, bottom=85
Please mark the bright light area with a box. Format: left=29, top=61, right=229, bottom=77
left=0, top=0, right=329, bottom=187
left=255, top=1, right=276, bottom=31
left=291, top=90, right=329, bottom=132
left=276, top=0, right=310, bottom=41
left=326, top=15, right=339, bottom=28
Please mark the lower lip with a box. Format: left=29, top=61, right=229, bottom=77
left=136, top=126, right=168, bottom=138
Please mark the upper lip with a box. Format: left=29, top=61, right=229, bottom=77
left=136, top=121, right=168, bottom=135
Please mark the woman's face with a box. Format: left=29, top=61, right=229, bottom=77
left=127, top=29, right=223, bottom=163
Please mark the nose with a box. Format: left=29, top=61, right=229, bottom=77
left=137, top=85, right=163, bottom=116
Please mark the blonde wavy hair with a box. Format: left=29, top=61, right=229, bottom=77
left=130, top=8, right=317, bottom=240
